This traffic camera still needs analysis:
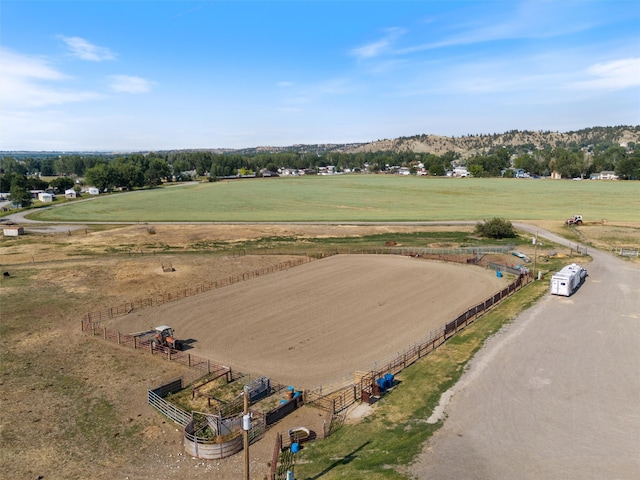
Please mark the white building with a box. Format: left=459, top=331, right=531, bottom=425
left=453, top=167, right=470, bottom=177
left=37, top=192, right=53, bottom=202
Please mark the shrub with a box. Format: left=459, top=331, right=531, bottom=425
left=475, top=217, right=516, bottom=239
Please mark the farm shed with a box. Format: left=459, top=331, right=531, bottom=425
left=3, top=227, right=24, bottom=237
left=38, top=192, right=53, bottom=202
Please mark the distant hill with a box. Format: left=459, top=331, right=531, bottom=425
left=2, top=126, right=638, bottom=158
left=346, top=126, right=640, bottom=158
left=235, top=126, right=639, bottom=158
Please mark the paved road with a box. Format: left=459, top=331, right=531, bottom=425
left=411, top=226, right=640, bottom=480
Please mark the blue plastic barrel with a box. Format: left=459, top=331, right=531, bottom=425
left=291, top=442, right=299, bottom=453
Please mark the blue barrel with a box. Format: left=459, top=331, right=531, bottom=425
left=291, top=442, right=299, bottom=454
left=384, top=373, right=394, bottom=389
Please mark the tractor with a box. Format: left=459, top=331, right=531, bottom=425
left=565, top=214, right=583, bottom=226
left=150, top=326, right=182, bottom=351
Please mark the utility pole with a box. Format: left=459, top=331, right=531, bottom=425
left=533, top=230, right=539, bottom=279
left=243, top=386, right=250, bottom=480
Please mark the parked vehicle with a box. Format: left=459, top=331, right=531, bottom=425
left=565, top=214, right=583, bottom=226
left=133, top=326, right=182, bottom=350
left=550, top=264, right=587, bottom=296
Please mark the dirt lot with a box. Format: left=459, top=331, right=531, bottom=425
left=106, top=254, right=508, bottom=390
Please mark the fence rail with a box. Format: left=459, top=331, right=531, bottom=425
left=305, top=272, right=530, bottom=417
left=83, top=248, right=532, bottom=473
left=81, top=256, right=314, bottom=324
left=148, top=389, right=191, bottom=427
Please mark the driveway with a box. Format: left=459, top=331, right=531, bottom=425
left=410, top=226, right=640, bottom=479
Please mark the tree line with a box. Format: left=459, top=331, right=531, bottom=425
left=463, top=143, right=639, bottom=179
left=1, top=143, right=638, bottom=205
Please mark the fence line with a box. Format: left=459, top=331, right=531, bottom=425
left=81, top=256, right=314, bottom=324
left=82, top=319, right=231, bottom=386
left=80, top=245, right=520, bottom=325
left=82, top=248, right=532, bottom=472
left=306, top=272, right=530, bottom=416
left=148, top=389, right=191, bottom=427
left=82, top=248, right=530, bottom=410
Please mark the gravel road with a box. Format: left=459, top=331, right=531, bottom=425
left=410, top=227, right=640, bottom=479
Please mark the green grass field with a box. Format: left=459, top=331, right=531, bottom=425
left=29, top=175, right=640, bottom=222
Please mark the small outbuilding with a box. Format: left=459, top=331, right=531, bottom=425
left=3, top=227, right=24, bottom=237
left=65, top=189, right=79, bottom=199
left=38, top=192, right=54, bottom=203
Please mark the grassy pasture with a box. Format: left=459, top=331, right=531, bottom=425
left=29, top=175, right=640, bottom=223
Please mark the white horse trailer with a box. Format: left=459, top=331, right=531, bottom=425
left=550, top=263, right=587, bottom=296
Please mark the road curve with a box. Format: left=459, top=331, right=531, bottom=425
left=410, top=226, right=640, bottom=480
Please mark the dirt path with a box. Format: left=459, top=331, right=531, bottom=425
left=410, top=230, right=640, bottom=479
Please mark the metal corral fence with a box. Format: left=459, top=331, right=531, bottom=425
left=81, top=317, right=231, bottom=386
left=81, top=256, right=314, bottom=323
left=306, top=272, right=531, bottom=417
left=82, top=247, right=530, bottom=474
left=618, top=248, right=639, bottom=257
left=80, top=246, right=515, bottom=325
left=148, top=377, right=191, bottom=426
left=487, top=261, right=525, bottom=276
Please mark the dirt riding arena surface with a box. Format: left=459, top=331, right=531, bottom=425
left=105, top=254, right=508, bottom=390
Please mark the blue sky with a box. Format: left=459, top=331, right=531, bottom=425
left=1, top=0, right=639, bottom=151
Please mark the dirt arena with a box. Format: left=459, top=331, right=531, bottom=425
left=105, top=254, right=509, bottom=390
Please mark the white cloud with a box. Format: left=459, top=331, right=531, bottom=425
left=393, top=2, right=607, bottom=56
left=351, top=27, right=406, bottom=59
left=277, top=81, right=295, bottom=88
left=59, top=36, right=116, bottom=61
left=0, top=47, right=102, bottom=108
left=1, top=47, right=66, bottom=80
left=571, top=58, right=640, bottom=90
left=109, top=75, right=154, bottom=93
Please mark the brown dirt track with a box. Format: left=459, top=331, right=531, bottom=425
left=106, top=254, right=509, bottom=390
